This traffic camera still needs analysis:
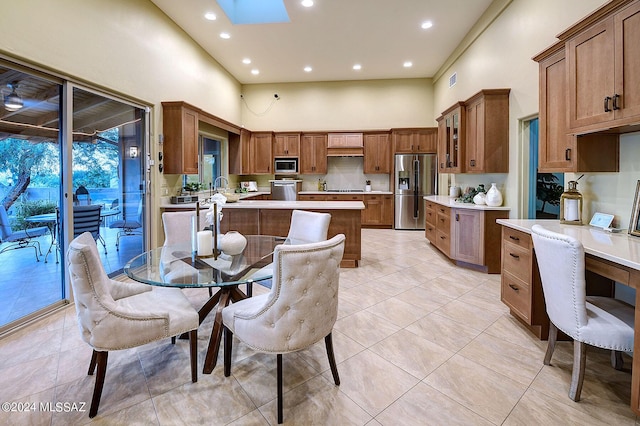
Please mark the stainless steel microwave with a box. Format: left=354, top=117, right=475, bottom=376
left=274, top=158, right=298, bottom=174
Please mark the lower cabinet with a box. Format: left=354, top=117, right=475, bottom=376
left=362, top=194, right=393, bottom=228
left=425, top=201, right=507, bottom=273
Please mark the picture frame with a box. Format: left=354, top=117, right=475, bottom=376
left=630, top=180, right=640, bottom=237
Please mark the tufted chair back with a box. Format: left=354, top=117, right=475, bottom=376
left=531, top=224, right=588, bottom=337
left=224, top=233, right=345, bottom=353
left=286, top=210, right=331, bottom=245
left=162, top=211, right=197, bottom=246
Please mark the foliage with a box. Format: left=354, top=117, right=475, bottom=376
left=11, top=199, right=57, bottom=231
left=537, top=173, right=563, bottom=213
left=183, top=182, right=203, bottom=192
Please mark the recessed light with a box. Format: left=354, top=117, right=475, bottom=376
left=421, top=21, right=433, bottom=29
left=204, top=12, right=217, bottom=21
left=242, top=58, right=252, bottom=64
left=304, top=66, right=312, bottom=72
left=301, top=0, right=314, bottom=7
left=403, top=61, right=413, bottom=68
left=353, top=64, right=362, bottom=71
left=251, top=69, right=260, bottom=75
left=220, top=32, right=231, bottom=39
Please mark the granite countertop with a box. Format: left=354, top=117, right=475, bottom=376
left=424, top=195, right=511, bottom=211
left=497, top=219, right=640, bottom=271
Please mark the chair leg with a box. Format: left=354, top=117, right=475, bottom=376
left=89, top=351, right=109, bottom=418
left=189, top=329, right=198, bottom=383
left=325, top=333, right=340, bottom=386
left=543, top=322, right=558, bottom=366
left=223, top=326, right=233, bottom=377
left=88, top=349, right=98, bottom=375
left=277, top=353, right=283, bottom=424
left=569, top=341, right=587, bottom=402
left=612, top=350, right=624, bottom=370
left=171, top=336, right=176, bottom=345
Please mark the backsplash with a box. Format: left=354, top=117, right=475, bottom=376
left=301, top=157, right=389, bottom=191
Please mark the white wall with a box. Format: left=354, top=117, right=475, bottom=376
left=240, top=79, right=435, bottom=131
left=431, top=0, right=640, bottom=226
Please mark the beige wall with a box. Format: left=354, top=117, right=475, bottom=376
left=240, top=79, right=435, bottom=131
left=431, top=0, right=640, bottom=227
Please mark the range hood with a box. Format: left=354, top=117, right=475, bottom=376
left=326, top=147, right=363, bottom=156
left=327, top=133, right=363, bottom=156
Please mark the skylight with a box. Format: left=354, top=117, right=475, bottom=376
left=217, top=0, right=290, bottom=25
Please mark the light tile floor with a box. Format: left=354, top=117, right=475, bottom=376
left=0, top=229, right=636, bottom=425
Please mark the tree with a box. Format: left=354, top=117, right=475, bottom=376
left=537, top=173, right=563, bottom=215
left=0, top=138, right=53, bottom=211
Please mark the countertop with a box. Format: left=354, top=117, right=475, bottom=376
left=300, top=190, right=392, bottom=195
left=160, top=199, right=365, bottom=210
left=424, top=195, right=511, bottom=211
left=497, top=219, right=640, bottom=271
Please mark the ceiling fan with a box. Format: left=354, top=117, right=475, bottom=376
left=3, top=81, right=24, bottom=112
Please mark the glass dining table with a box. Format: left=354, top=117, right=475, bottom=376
left=124, top=234, right=285, bottom=374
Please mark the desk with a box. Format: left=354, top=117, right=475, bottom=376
left=25, top=212, right=58, bottom=263
left=497, top=219, right=640, bottom=415
left=124, top=235, right=284, bottom=374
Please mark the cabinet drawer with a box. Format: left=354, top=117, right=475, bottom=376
left=502, top=227, right=530, bottom=250
left=425, top=223, right=436, bottom=243
left=502, top=241, right=532, bottom=283
left=501, top=271, right=532, bottom=323
left=435, top=229, right=451, bottom=256
left=326, top=194, right=364, bottom=201
left=425, top=201, right=437, bottom=212
left=425, top=208, right=436, bottom=226
left=436, top=211, right=450, bottom=229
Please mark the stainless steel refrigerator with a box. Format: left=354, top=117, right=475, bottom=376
left=394, top=154, right=437, bottom=229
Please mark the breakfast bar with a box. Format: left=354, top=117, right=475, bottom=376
left=161, top=198, right=365, bottom=267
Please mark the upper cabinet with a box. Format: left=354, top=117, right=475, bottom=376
left=274, top=133, right=300, bottom=157
left=567, top=1, right=640, bottom=133
left=436, top=103, right=465, bottom=173
left=229, top=130, right=274, bottom=175
left=392, top=128, right=437, bottom=154
left=363, top=132, right=391, bottom=174
left=464, top=89, right=510, bottom=173
left=162, top=102, right=199, bottom=175
left=300, top=133, right=327, bottom=174
left=251, top=132, right=274, bottom=174
left=327, top=133, right=363, bottom=148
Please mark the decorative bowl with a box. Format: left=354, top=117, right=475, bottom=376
left=222, top=192, right=241, bottom=203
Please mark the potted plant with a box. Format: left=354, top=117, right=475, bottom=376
left=183, top=182, right=203, bottom=194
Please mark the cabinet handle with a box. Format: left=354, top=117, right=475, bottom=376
left=509, top=253, right=520, bottom=259
left=440, top=236, right=445, bottom=240
left=604, top=96, right=612, bottom=112
left=508, top=284, right=519, bottom=292
left=509, top=235, right=520, bottom=241
left=565, top=148, right=571, bottom=161
left=613, top=94, right=620, bottom=110
left=455, top=214, right=459, bottom=221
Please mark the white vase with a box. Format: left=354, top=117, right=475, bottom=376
left=473, top=192, right=486, bottom=205
left=221, top=231, right=247, bottom=256
left=485, top=183, right=503, bottom=207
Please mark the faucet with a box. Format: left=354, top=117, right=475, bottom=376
left=214, top=176, right=229, bottom=192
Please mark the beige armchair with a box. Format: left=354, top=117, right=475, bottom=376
left=67, top=232, right=199, bottom=418
left=222, top=234, right=345, bottom=424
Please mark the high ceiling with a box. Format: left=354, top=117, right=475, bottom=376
left=149, top=0, right=495, bottom=84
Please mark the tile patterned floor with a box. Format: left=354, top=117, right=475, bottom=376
left=0, top=229, right=636, bottom=425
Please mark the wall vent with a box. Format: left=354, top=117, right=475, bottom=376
left=449, top=72, right=457, bottom=88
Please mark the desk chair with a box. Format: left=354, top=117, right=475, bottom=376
left=67, top=232, right=199, bottom=418
left=0, top=205, right=49, bottom=262
left=222, top=234, right=345, bottom=424
left=531, top=224, right=634, bottom=402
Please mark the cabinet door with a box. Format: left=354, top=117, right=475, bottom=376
left=440, top=106, right=464, bottom=173
left=538, top=50, right=576, bottom=172
left=392, top=130, right=415, bottom=153
left=162, top=104, right=199, bottom=175
left=251, top=132, right=273, bottom=174
left=453, top=209, right=482, bottom=265
left=274, top=133, right=300, bottom=157
left=300, top=134, right=327, bottom=174
left=614, top=2, right=640, bottom=121
left=414, top=129, right=438, bottom=153
left=362, top=195, right=383, bottom=225
left=364, top=133, right=390, bottom=173
left=465, top=99, right=483, bottom=173
left=567, top=18, right=615, bottom=130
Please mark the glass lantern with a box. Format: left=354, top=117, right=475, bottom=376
left=560, top=180, right=583, bottom=225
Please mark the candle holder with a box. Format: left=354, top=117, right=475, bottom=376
left=196, top=201, right=219, bottom=259
left=560, top=180, right=583, bottom=225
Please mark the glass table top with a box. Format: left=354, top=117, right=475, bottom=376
left=124, top=235, right=286, bottom=288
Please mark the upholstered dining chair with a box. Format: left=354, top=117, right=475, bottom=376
left=249, top=209, right=331, bottom=290
left=222, top=234, right=345, bottom=424
left=67, top=232, right=199, bottom=418
left=530, top=224, right=634, bottom=402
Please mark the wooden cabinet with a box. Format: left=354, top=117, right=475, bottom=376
left=325, top=193, right=363, bottom=201
left=327, top=133, right=363, bottom=148
left=464, top=89, right=510, bottom=173
left=392, top=128, right=438, bottom=154
left=567, top=2, right=640, bottom=132
left=251, top=132, right=274, bottom=174
left=162, top=102, right=199, bottom=174
left=437, top=103, right=465, bottom=173
left=363, top=133, right=391, bottom=173
left=298, top=194, right=327, bottom=201
left=274, top=133, right=300, bottom=157
left=300, top=133, right=327, bottom=174
left=433, top=204, right=452, bottom=257
left=535, top=44, right=620, bottom=172
left=500, top=227, right=548, bottom=339
left=424, top=200, right=437, bottom=244
left=362, top=194, right=393, bottom=227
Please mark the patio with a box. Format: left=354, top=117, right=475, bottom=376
left=0, top=225, right=142, bottom=327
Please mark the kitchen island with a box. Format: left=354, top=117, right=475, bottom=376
left=160, top=199, right=365, bottom=267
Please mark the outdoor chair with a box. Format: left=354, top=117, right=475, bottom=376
left=75, top=185, right=91, bottom=205
left=74, top=205, right=107, bottom=254
left=109, top=199, right=142, bottom=250
left=0, top=205, right=49, bottom=262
